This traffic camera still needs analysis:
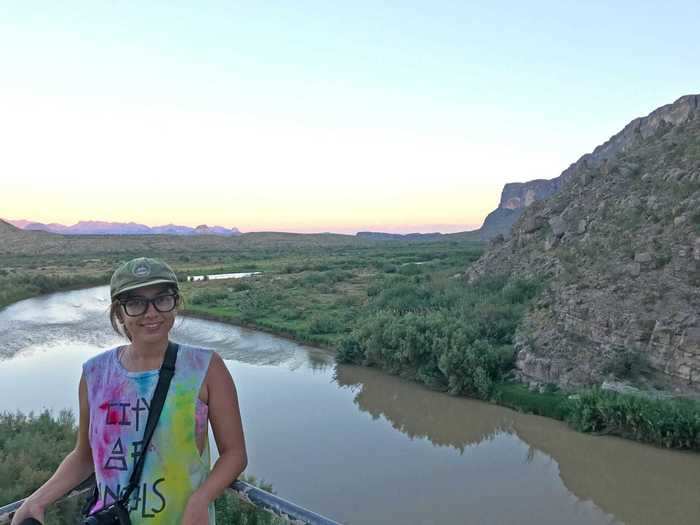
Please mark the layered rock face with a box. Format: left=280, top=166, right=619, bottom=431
left=499, top=180, right=561, bottom=210
left=477, top=180, right=561, bottom=240
left=467, top=95, right=700, bottom=392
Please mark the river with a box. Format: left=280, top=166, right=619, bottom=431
left=0, top=287, right=698, bottom=524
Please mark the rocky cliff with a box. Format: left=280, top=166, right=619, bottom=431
left=478, top=179, right=561, bottom=240
left=467, top=95, right=700, bottom=393
left=477, top=96, right=700, bottom=241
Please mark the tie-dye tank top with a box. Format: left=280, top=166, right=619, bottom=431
left=82, top=344, right=215, bottom=524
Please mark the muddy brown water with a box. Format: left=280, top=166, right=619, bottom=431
left=0, top=287, right=698, bottom=524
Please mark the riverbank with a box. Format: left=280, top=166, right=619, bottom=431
left=180, top=308, right=336, bottom=351
left=0, top=272, right=111, bottom=311
left=185, top=296, right=700, bottom=451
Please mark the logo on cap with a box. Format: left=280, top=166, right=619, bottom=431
left=132, top=261, right=152, bottom=277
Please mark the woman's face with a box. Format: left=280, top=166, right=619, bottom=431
left=118, top=284, right=177, bottom=346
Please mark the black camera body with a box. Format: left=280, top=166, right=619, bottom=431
left=83, top=502, right=131, bottom=525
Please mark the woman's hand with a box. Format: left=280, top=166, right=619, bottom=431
left=10, top=376, right=94, bottom=525
left=10, top=497, right=45, bottom=525
left=182, top=491, right=209, bottom=525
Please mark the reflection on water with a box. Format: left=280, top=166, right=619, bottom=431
left=1, top=288, right=699, bottom=524
left=335, top=364, right=512, bottom=451
left=0, top=287, right=119, bottom=359
left=336, top=364, right=700, bottom=525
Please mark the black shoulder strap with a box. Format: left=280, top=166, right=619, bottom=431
left=120, top=341, right=178, bottom=504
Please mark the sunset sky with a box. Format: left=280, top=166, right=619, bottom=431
left=2, top=2, right=699, bottom=234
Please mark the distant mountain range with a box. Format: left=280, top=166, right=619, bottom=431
left=6, top=220, right=241, bottom=236
left=8, top=220, right=473, bottom=239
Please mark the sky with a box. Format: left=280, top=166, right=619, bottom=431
left=1, top=1, right=699, bottom=234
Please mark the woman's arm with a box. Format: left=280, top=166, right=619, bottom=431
left=11, top=374, right=95, bottom=525
left=183, top=353, right=247, bottom=525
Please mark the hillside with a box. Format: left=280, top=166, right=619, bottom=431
left=475, top=96, right=700, bottom=241
left=467, top=95, right=700, bottom=392
left=0, top=224, right=393, bottom=259
left=0, top=219, right=21, bottom=235
left=0, top=219, right=56, bottom=250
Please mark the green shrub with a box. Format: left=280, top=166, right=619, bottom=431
left=337, top=336, right=365, bottom=364
left=371, top=284, right=432, bottom=313
left=0, top=410, right=77, bottom=506
left=366, top=282, right=382, bottom=297
left=308, top=314, right=342, bottom=335
left=438, top=339, right=514, bottom=398
left=339, top=274, right=544, bottom=399
left=283, top=263, right=301, bottom=274
left=230, top=279, right=252, bottom=292
left=214, top=477, right=284, bottom=525
left=190, top=289, right=229, bottom=305
left=398, top=264, right=422, bottom=276
left=327, top=269, right=352, bottom=282
left=567, top=389, right=700, bottom=449
left=493, top=383, right=572, bottom=420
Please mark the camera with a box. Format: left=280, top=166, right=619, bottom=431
left=83, top=502, right=131, bottom=525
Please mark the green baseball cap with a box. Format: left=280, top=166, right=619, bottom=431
left=110, top=257, right=179, bottom=299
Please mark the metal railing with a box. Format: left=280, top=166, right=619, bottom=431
left=0, top=479, right=342, bottom=525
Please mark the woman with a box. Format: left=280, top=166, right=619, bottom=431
left=12, top=257, right=247, bottom=524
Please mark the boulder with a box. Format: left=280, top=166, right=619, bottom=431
left=549, top=215, right=566, bottom=237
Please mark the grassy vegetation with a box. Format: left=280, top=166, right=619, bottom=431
left=177, top=238, right=539, bottom=403
left=494, top=383, right=573, bottom=420
left=214, top=478, right=286, bottom=525
left=492, top=384, right=700, bottom=450
left=180, top=241, right=486, bottom=348
left=337, top=273, right=545, bottom=399
left=567, top=389, right=700, bottom=449
left=0, top=411, right=76, bottom=506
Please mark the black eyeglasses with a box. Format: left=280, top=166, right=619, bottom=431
left=119, top=293, right=179, bottom=317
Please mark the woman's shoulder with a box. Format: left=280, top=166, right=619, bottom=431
left=176, top=343, right=214, bottom=358
left=82, top=346, right=119, bottom=373
left=175, top=343, right=215, bottom=371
